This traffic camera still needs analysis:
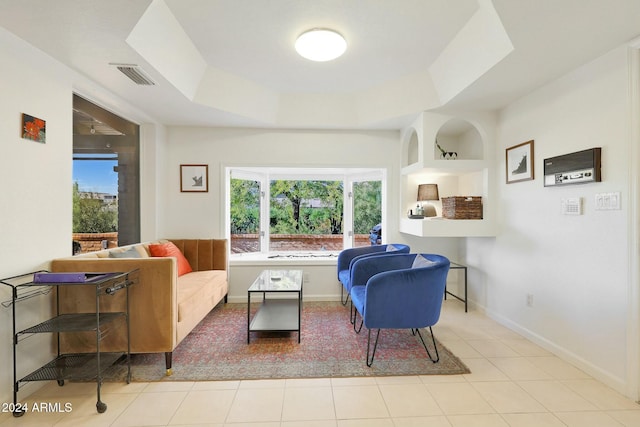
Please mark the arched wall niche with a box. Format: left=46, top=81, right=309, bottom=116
left=406, top=128, right=419, bottom=166
left=434, top=118, right=484, bottom=160
left=401, top=126, right=422, bottom=168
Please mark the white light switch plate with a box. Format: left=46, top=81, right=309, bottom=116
left=610, top=192, right=621, bottom=209
left=595, top=192, right=621, bottom=210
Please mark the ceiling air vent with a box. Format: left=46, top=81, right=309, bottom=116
left=111, top=63, right=155, bottom=85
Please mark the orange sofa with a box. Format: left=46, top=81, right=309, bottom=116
left=50, top=238, right=228, bottom=375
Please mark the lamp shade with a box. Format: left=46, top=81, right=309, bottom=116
left=417, top=184, right=439, bottom=201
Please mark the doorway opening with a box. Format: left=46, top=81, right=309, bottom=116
left=72, top=94, right=140, bottom=253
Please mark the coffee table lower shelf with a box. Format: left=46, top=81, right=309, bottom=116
left=248, top=299, right=301, bottom=343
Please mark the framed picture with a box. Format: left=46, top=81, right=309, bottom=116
left=180, top=164, right=208, bottom=192
left=22, top=113, right=46, bottom=143
left=506, top=140, right=534, bottom=184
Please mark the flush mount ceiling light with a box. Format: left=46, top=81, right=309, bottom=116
left=295, top=28, right=347, bottom=62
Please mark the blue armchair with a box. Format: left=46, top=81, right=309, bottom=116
left=336, top=244, right=410, bottom=305
left=349, top=253, right=450, bottom=366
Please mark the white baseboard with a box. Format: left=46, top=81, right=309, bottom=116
left=477, top=302, right=627, bottom=396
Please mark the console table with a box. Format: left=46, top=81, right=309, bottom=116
left=445, top=262, right=468, bottom=312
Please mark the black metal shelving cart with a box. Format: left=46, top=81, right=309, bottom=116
left=0, top=270, right=138, bottom=417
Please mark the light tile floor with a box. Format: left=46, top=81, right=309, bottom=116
left=2, top=300, right=639, bottom=427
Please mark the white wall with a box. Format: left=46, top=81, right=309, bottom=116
left=162, top=127, right=462, bottom=299
left=0, top=28, right=74, bottom=405
left=161, top=127, right=403, bottom=238
left=139, top=122, right=168, bottom=242
left=464, top=46, right=634, bottom=395
left=0, top=27, right=166, bottom=406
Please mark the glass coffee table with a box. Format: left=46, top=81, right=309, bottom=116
left=247, top=269, right=303, bottom=344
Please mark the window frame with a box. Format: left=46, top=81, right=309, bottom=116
left=225, top=166, right=386, bottom=256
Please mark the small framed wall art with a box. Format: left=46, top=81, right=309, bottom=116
left=180, top=164, right=208, bottom=192
left=22, top=113, right=46, bottom=143
left=506, top=140, right=534, bottom=184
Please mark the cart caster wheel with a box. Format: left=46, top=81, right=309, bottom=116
left=12, top=409, right=25, bottom=418
left=57, top=379, right=65, bottom=386
left=96, top=401, right=107, bottom=413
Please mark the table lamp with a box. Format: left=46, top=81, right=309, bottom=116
left=417, top=184, right=439, bottom=217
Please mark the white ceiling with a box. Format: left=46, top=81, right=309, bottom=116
left=1, top=0, right=639, bottom=130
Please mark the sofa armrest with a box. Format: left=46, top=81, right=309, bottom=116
left=50, top=257, right=178, bottom=353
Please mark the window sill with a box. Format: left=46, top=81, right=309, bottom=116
left=230, top=252, right=338, bottom=266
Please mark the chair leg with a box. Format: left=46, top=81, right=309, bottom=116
left=351, top=303, right=364, bottom=333
left=415, top=327, right=439, bottom=363
left=340, top=286, right=350, bottom=306
left=366, top=328, right=381, bottom=367
left=349, top=301, right=355, bottom=324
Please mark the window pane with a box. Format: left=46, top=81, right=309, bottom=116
left=353, top=180, right=382, bottom=247
left=230, top=178, right=261, bottom=253
left=270, top=180, right=343, bottom=251
left=72, top=158, right=119, bottom=253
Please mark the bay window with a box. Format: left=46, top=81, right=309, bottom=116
left=226, top=167, right=384, bottom=255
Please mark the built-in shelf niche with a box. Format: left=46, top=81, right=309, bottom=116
left=399, top=166, right=496, bottom=237
left=400, top=113, right=496, bottom=237
left=402, top=169, right=487, bottom=220
left=435, top=118, right=484, bottom=161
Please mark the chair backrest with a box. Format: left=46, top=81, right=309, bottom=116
left=337, top=244, right=410, bottom=278
left=361, top=254, right=450, bottom=329
left=350, top=251, right=414, bottom=287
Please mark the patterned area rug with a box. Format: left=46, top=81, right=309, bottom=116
left=115, top=301, right=469, bottom=381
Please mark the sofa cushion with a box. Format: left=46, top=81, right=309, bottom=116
left=141, top=239, right=169, bottom=256
left=177, top=270, right=227, bottom=322
left=108, top=247, right=142, bottom=258
left=74, top=253, right=100, bottom=258
left=149, top=242, right=193, bottom=276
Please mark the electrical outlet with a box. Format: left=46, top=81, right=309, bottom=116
left=303, top=273, right=310, bottom=283
left=526, top=294, right=534, bottom=307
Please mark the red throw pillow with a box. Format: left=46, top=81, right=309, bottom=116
left=148, top=242, right=193, bottom=277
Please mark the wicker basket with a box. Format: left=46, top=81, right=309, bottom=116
left=442, top=196, right=483, bottom=219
